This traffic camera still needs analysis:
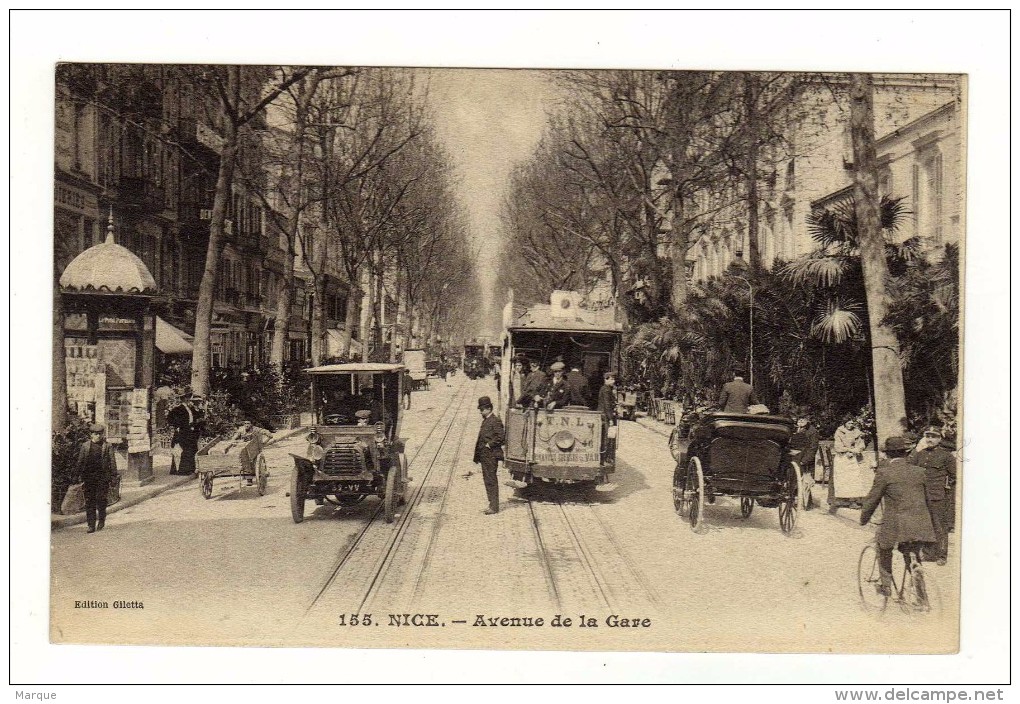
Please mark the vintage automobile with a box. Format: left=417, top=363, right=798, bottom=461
left=289, top=363, right=410, bottom=524
left=498, top=290, right=623, bottom=489
left=672, top=411, right=803, bottom=534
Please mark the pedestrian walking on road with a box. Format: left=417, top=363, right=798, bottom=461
left=473, top=396, right=505, bottom=515
left=74, top=423, right=119, bottom=533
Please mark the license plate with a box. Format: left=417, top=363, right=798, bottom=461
left=337, top=482, right=365, bottom=493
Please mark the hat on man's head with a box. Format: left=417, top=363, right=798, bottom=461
left=550, top=361, right=565, bottom=372
left=190, top=393, right=205, bottom=402
left=604, top=371, right=616, bottom=380
left=884, top=436, right=910, bottom=453
left=89, top=423, right=105, bottom=433
left=731, top=365, right=746, bottom=376
left=477, top=396, right=493, bottom=410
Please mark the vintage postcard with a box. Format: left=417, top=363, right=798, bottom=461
left=45, top=62, right=968, bottom=658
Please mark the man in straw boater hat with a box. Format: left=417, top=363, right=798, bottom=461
left=472, top=396, right=505, bottom=515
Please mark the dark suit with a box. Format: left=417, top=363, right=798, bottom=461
left=75, top=439, right=118, bottom=530
left=474, top=413, right=505, bottom=512
left=910, top=445, right=956, bottom=560
left=597, top=384, right=617, bottom=423
left=717, top=378, right=757, bottom=413
left=565, top=370, right=588, bottom=406
left=544, top=377, right=571, bottom=408
left=167, top=402, right=204, bottom=475
left=790, top=424, right=820, bottom=474
left=860, top=457, right=936, bottom=578
left=518, top=370, right=548, bottom=407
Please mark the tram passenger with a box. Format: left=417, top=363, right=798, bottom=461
left=517, top=358, right=548, bottom=408
left=509, top=356, right=526, bottom=405
left=565, top=364, right=589, bottom=407
left=544, top=362, right=571, bottom=409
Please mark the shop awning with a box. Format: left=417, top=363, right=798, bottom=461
left=156, top=317, right=193, bottom=355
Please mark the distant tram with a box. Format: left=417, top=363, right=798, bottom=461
left=498, top=291, right=623, bottom=488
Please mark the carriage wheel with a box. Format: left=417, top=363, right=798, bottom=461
left=778, top=462, right=801, bottom=534
left=857, top=543, right=889, bottom=614
left=688, top=457, right=705, bottom=532
left=201, top=472, right=213, bottom=500
left=672, top=465, right=689, bottom=517
left=740, top=496, right=754, bottom=519
left=290, top=467, right=306, bottom=523
left=398, top=452, right=410, bottom=506
left=255, top=453, right=269, bottom=496
left=384, top=469, right=398, bottom=523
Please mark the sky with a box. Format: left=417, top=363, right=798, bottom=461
left=426, top=69, right=563, bottom=336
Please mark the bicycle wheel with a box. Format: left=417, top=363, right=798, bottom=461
left=857, top=544, right=889, bottom=613
left=902, top=562, right=942, bottom=616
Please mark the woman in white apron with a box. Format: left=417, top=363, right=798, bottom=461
left=829, top=419, right=874, bottom=510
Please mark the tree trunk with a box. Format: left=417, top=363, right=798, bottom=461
left=52, top=282, right=67, bottom=430
left=310, top=275, right=325, bottom=365
left=191, top=87, right=239, bottom=396
left=339, top=273, right=359, bottom=359
left=670, top=190, right=689, bottom=312
left=743, top=74, right=761, bottom=269
left=270, top=249, right=294, bottom=368
left=850, top=73, right=908, bottom=443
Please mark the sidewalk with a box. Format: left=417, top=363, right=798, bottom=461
left=634, top=412, right=673, bottom=438
left=51, top=425, right=306, bottom=530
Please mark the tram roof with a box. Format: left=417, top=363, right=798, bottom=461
left=507, top=305, right=623, bottom=334
left=305, top=363, right=405, bottom=374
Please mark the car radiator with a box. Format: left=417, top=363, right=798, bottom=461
left=321, top=440, right=369, bottom=476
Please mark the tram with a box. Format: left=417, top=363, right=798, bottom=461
left=498, top=291, right=623, bottom=488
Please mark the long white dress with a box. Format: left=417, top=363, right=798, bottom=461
left=832, top=426, right=874, bottom=499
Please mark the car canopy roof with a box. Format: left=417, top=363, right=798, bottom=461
left=305, top=363, right=405, bottom=374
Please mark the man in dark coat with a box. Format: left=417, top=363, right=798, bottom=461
left=544, top=362, right=571, bottom=409
left=790, top=416, right=820, bottom=509
left=517, top=359, right=548, bottom=408
left=75, top=423, right=119, bottom=533
left=909, top=427, right=956, bottom=565
left=565, top=364, right=589, bottom=407
left=860, top=436, right=937, bottom=594
left=473, top=396, right=505, bottom=515
left=597, top=372, right=618, bottom=463
left=167, top=393, right=206, bottom=475
left=717, top=368, right=757, bottom=413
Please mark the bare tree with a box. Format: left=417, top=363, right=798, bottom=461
left=186, top=65, right=310, bottom=395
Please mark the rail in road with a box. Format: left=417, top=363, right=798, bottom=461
left=525, top=497, right=661, bottom=613
left=303, top=378, right=475, bottom=621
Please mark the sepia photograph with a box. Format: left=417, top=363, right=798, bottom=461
left=11, top=9, right=1011, bottom=688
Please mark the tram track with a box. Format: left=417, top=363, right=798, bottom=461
left=526, top=496, right=659, bottom=613
left=303, top=379, right=474, bottom=618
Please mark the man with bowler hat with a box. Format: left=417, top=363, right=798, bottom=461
left=473, top=396, right=505, bottom=515
left=74, top=423, right=119, bottom=533
left=860, top=436, right=936, bottom=595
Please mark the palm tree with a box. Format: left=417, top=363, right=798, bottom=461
left=782, top=195, right=916, bottom=343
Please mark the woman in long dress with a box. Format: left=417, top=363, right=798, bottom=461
left=829, top=419, right=874, bottom=510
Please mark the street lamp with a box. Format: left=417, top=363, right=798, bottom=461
left=728, top=273, right=754, bottom=389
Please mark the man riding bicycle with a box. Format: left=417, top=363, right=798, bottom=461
left=859, top=436, right=937, bottom=596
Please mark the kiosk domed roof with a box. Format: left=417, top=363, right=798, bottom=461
left=59, top=216, right=156, bottom=294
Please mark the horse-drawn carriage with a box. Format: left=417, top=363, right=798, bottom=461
left=672, top=412, right=802, bottom=534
